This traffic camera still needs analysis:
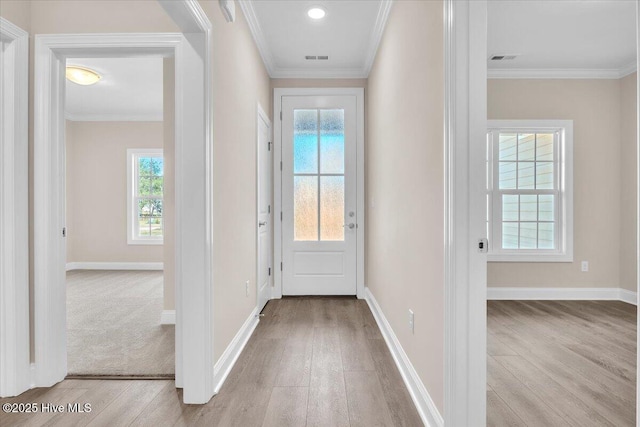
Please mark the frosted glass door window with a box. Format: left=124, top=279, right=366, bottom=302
left=320, top=176, right=345, bottom=241
left=293, top=109, right=345, bottom=241
left=294, top=176, right=318, bottom=240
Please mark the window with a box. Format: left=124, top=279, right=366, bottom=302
left=293, top=109, right=345, bottom=241
left=487, top=120, right=573, bottom=262
left=127, top=149, right=164, bottom=244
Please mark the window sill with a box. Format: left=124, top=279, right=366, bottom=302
left=488, top=253, right=572, bottom=263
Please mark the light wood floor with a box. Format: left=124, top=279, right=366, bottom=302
left=1, top=297, right=422, bottom=427
left=488, top=300, right=637, bottom=427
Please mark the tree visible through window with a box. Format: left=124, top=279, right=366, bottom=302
left=127, top=149, right=163, bottom=244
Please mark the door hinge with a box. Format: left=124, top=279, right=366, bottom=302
left=268, top=267, right=271, bottom=276
left=268, top=205, right=271, bottom=213
left=268, top=141, right=271, bottom=151
left=280, top=212, right=283, bottom=221
left=280, top=111, right=282, bottom=121
left=62, top=227, right=66, bottom=237
left=280, top=161, right=282, bottom=171
left=280, top=262, right=283, bottom=271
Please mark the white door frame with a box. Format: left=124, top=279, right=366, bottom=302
left=444, top=0, right=488, bottom=424
left=256, top=102, right=273, bottom=308
left=273, top=87, right=365, bottom=299
left=34, top=6, right=214, bottom=404
left=0, top=17, right=30, bottom=398
left=636, top=1, right=639, bottom=423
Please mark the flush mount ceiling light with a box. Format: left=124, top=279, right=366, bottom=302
left=307, top=7, right=326, bottom=20
left=66, top=66, right=101, bottom=86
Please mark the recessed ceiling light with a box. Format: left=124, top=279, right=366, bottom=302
left=307, top=7, right=326, bottom=20
left=66, top=66, right=101, bottom=86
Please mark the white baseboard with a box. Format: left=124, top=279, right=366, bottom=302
left=364, top=287, right=443, bottom=427
left=619, top=289, right=638, bottom=305
left=66, top=262, right=163, bottom=271
left=160, top=310, right=176, bottom=325
left=29, top=363, right=37, bottom=389
left=487, top=287, right=638, bottom=305
left=213, top=306, right=260, bottom=394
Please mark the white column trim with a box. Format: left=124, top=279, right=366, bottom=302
left=0, top=17, right=30, bottom=398
left=158, top=0, right=214, bottom=403
left=444, top=1, right=488, bottom=424
left=635, top=3, right=639, bottom=423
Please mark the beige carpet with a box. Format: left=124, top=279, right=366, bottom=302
left=66, top=270, right=174, bottom=376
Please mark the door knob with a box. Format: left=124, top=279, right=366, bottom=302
left=259, top=221, right=267, bottom=227
left=344, top=223, right=355, bottom=229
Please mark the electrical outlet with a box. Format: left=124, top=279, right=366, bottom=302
left=581, top=261, right=589, bottom=272
left=245, top=280, right=249, bottom=296
left=408, top=309, right=414, bottom=334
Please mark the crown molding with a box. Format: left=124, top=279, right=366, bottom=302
left=269, top=67, right=368, bottom=79
left=237, top=0, right=275, bottom=76
left=65, top=111, right=163, bottom=121
left=363, top=0, right=393, bottom=76
left=619, top=60, right=638, bottom=78
left=238, top=0, right=392, bottom=79
left=488, top=66, right=636, bottom=80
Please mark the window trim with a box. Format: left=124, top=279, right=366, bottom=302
left=127, top=148, right=164, bottom=245
left=487, top=120, right=573, bottom=262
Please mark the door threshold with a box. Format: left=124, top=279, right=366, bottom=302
left=65, top=374, right=175, bottom=380
left=280, top=295, right=357, bottom=299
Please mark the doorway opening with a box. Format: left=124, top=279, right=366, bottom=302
left=273, top=88, right=365, bottom=299
left=484, top=1, right=638, bottom=425
left=63, top=56, right=175, bottom=377
left=33, top=27, right=214, bottom=404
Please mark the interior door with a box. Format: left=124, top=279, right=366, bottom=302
left=281, top=95, right=357, bottom=295
left=257, top=108, right=272, bottom=313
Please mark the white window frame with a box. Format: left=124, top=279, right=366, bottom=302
left=487, top=120, right=573, bottom=262
left=127, top=148, right=164, bottom=245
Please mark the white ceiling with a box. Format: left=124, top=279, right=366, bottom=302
left=65, top=57, right=163, bottom=121
left=488, top=0, right=637, bottom=78
left=64, top=1, right=638, bottom=118
left=239, top=0, right=392, bottom=78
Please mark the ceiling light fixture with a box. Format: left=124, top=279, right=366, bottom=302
left=66, top=66, right=102, bottom=86
left=307, top=7, right=326, bottom=20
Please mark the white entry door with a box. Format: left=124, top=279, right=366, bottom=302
left=257, top=107, right=272, bottom=313
left=281, top=95, right=357, bottom=295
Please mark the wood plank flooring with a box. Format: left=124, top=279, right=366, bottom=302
left=487, top=300, right=637, bottom=427
left=0, top=297, right=422, bottom=427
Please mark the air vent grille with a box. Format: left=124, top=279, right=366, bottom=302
left=305, top=55, right=329, bottom=60
left=305, top=56, right=317, bottom=60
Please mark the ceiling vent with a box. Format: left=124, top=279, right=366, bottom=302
left=305, top=56, right=329, bottom=60
left=305, top=56, right=317, bottom=60
left=317, top=56, right=329, bottom=60
left=490, top=54, right=519, bottom=61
